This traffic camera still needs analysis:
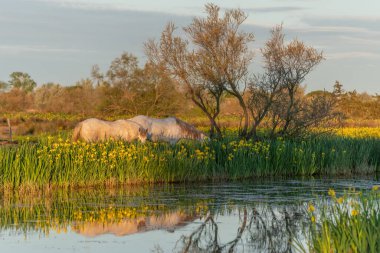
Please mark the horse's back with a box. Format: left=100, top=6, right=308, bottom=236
left=111, top=119, right=142, bottom=140
left=129, top=115, right=205, bottom=144
left=129, top=115, right=152, bottom=129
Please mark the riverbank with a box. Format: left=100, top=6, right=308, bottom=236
left=1, top=136, right=379, bottom=190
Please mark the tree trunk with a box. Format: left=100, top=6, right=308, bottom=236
left=235, top=95, right=248, bottom=138
left=191, top=97, right=222, bottom=139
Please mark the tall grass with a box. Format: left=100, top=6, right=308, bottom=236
left=297, top=187, right=380, bottom=253
left=0, top=135, right=379, bottom=189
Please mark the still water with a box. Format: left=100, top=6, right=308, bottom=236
left=0, top=177, right=378, bottom=253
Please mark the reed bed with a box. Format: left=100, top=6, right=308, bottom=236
left=0, top=135, right=379, bottom=190
left=298, top=186, right=380, bottom=253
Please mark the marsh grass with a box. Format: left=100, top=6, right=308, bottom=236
left=297, top=187, right=380, bottom=253
left=0, top=135, right=379, bottom=190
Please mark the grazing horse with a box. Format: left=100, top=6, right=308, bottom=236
left=72, top=118, right=148, bottom=143
left=72, top=211, right=196, bottom=237
left=129, top=115, right=208, bottom=145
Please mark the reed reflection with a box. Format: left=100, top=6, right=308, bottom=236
left=175, top=205, right=306, bottom=253
left=0, top=186, right=210, bottom=237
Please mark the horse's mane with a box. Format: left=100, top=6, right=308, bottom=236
left=174, top=117, right=203, bottom=139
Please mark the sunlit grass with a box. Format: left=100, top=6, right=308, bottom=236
left=0, top=135, right=379, bottom=190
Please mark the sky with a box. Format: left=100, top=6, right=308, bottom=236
left=0, top=0, right=379, bottom=93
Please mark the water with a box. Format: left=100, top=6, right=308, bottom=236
left=0, top=177, right=378, bottom=253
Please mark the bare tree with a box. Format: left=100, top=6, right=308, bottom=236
left=247, top=26, right=286, bottom=140
left=145, top=4, right=254, bottom=138
left=248, top=25, right=328, bottom=139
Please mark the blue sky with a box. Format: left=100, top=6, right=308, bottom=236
left=0, top=0, right=379, bottom=93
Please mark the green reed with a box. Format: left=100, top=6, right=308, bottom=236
left=297, top=187, right=380, bottom=253
left=0, top=136, right=379, bottom=189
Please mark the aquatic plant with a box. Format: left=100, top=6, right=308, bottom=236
left=297, top=186, right=380, bottom=253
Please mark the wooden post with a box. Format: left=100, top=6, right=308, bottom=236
left=7, top=118, right=12, bottom=142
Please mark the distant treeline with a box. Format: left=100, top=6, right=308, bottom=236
left=0, top=56, right=186, bottom=117
left=0, top=70, right=378, bottom=119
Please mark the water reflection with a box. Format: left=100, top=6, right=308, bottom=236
left=72, top=210, right=197, bottom=237
left=0, top=178, right=378, bottom=253
left=174, top=205, right=306, bottom=253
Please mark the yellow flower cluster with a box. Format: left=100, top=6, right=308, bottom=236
left=73, top=205, right=154, bottom=224
left=193, top=146, right=215, bottom=161
left=224, top=140, right=270, bottom=162
left=334, top=127, right=380, bottom=139
left=37, top=138, right=153, bottom=168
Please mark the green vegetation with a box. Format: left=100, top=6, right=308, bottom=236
left=298, top=187, right=380, bottom=253
left=1, top=135, right=379, bottom=190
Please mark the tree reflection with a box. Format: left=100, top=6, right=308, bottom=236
left=175, top=205, right=305, bottom=253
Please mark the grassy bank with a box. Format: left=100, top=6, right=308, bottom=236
left=1, top=135, right=379, bottom=190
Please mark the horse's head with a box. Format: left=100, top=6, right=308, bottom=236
left=138, top=127, right=149, bottom=143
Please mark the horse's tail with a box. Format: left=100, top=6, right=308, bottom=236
left=72, top=122, right=83, bottom=142
left=175, top=117, right=202, bottom=139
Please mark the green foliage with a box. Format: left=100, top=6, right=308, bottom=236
left=299, top=188, right=380, bottom=253
left=0, top=135, right=379, bottom=190
left=9, top=72, right=36, bottom=92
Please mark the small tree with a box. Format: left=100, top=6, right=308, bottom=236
left=247, top=25, right=329, bottom=138
left=333, top=80, right=344, bottom=99
left=106, top=52, right=138, bottom=90
left=9, top=72, right=37, bottom=92
left=0, top=81, right=8, bottom=91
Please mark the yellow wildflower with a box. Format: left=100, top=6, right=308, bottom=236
left=372, top=185, right=379, bottom=191
left=311, top=216, right=316, bottom=223
left=351, top=209, right=359, bottom=216
left=307, top=203, right=315, bottom=212
left=336, top=197, right=344, bottom=204
left=328, top=189, right=336, bottom=197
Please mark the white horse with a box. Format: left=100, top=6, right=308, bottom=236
left=128, top=115, right=208, bottom=145
left=72, top=118, right=148, bottom=143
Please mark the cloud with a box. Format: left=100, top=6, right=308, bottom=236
left=302, top=16, right=380, bottom=32
left=31, top=0, right=141, bottom=12
left=244, top=6, right=305, bottom=13
left=327, top=51, right=380, bottom=60
left=0, top=45, right=89, bottom=54
left=29, top=0, right=194, bottom=16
